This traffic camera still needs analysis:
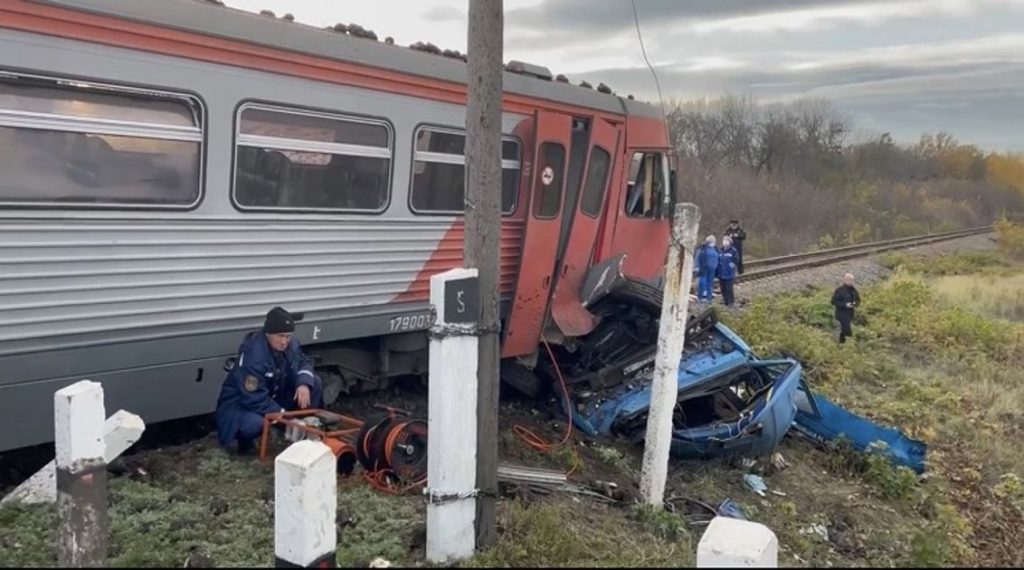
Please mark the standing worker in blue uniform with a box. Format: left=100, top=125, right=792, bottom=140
left=724, top=220, right=747, bottom=274
left=215, top=306, right=324, bottom=454
left=694, top=235, right=720, bottom=303
left=717, top=236, right=739, bottom=307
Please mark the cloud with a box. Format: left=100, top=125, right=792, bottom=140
left=507, top=0, right=880, bottom=34
left=688, top=0, right=973, bottom=34
left=508, top=0, right=1024, bottom=44
left=566, top=57, right=1024, bottom=150
left=784, top=33, right=1024, bottom=71
left=422, top=5, right=464, bottom=22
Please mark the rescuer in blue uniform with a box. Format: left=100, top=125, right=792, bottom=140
left=694, top=235, right=720, bottom=302
left=215, top=306, right=323, bottom=454
left=717, top=237, right=739, bottom=307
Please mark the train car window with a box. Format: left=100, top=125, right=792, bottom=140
left=410, top=126, right=521, bottom=214
left=0, top=73, right=203, bottom=208
left=532, top=142, right=565, bottom=219
left=625, top=151, right=667, bottom=218
left=579, top=146, right=611, bottom=218
left=234, top=104, right=392, bottom=212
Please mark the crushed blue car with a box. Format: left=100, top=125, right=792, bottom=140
left=561, top=312, right=927, bottom=471
left=792, top=389, right=928, bottom=474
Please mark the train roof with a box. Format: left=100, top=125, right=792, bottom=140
left=28, top=0, right=664, bottom=120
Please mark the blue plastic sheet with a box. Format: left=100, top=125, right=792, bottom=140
left=717, top=499, right=746, bottom=520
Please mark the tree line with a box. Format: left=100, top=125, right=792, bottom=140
left=667, top=95, right=1024, bottom=256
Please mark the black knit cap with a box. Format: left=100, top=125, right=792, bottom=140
left=263, top=306, right=295, bottom=334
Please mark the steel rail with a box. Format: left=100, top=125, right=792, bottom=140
left=693, top=226, right=991, bottom=290
left=733, top=226, right=993, bottom=283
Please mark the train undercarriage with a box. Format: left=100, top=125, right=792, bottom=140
left=302, top=278, right=712, bottom=407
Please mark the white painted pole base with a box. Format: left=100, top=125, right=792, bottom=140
left=274, top=440, right=337, bottom=568
left=54, top=379, right=108, bottom=567
left=2, top=410, right=145, bottom=507
left=426, top=268, right=479, bottom=564
left=639, top=203, right=701, bottom=506
left=697, top=516, right=778, bottom=568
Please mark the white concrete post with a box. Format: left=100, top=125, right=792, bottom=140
left=425, top=267, right=479, bottom=563
left=697, top=516, right=779, bottom=568
left=2, top=410, right=145, bottom=507
left=54, top=380, right=108, bottom=567
left=640, top=203, right=701, bottom=506
left=274, top=440, right=337, bottom=568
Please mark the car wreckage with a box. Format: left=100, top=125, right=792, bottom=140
left=538, top=307, right=927, bottom=473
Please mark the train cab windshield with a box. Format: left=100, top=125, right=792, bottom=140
left=625, top=151, right=670, bottom=218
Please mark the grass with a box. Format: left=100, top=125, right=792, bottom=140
left=718, top=255, right=1024, bottom=566
left=0, top=251, right=1021, bottom=567
left=0, top=448, right=276, bottom=567
left=470, top=499, right=694, bottom=568
left=929, top=272, right=1024, bottom=322
left=0, top=503, right=57, bottom=567
left=880, top=250, right=1010, bottom=276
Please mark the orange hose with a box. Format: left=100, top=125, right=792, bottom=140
left=361, top=420, right=427, bottom=495
left=513, top=339, right=580, bottom=476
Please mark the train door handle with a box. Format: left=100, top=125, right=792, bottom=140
left=543, top=276, right=551, bottom=289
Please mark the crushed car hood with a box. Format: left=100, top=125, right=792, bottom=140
left=570, top=323, right=762, bottom=437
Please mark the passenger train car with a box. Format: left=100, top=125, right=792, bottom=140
left=0, top=0, right=675, bottom=451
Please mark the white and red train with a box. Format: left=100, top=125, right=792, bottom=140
left=0, top=0, right=675, bottom=450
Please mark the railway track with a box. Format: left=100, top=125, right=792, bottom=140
left=733, top=226, right=993, bottom=283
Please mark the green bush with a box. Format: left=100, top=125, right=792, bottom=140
left=880, top=251, right=1008, bottom=276
left=995, top=219, right=1024, bottom=257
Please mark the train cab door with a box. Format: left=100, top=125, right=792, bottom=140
left=604, top=147, right=673, bottom=281
left=549, top=117, right=622, bottom=337
left=501, top=110, right=573, bottom=358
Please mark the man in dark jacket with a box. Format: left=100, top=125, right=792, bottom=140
left=717, top=237, right=740, bottom=307
left=215, top=306, right=323, bottom=454
left=724, top=220, right=747, bottom=274
left=831, top=273, right=861, bottom=344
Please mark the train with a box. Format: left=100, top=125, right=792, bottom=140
left=0, top=0, right=676, bottom=451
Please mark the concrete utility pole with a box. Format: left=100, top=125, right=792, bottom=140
left=640, top=203, right=701, bottom=506
left=464, top=0, right=503, bottom=549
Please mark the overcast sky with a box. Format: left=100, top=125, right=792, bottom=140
left=223, top=0, right=1024, bottom=152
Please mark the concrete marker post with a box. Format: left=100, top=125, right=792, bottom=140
left=3, top=410, right=145, bottom=507
left=639, top=203, right=701, bottom=506
left=697, top=516, right=778, bottom=568
left=274, top=440, right=337, bottom=568
left=425, top=267, right=480, bottom=563
left=54, top=380, right=108, bottom=567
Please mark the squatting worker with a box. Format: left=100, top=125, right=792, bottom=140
left=215, top=306, right=324, bottom=454
left=831, top=273, right=861, bottom=344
